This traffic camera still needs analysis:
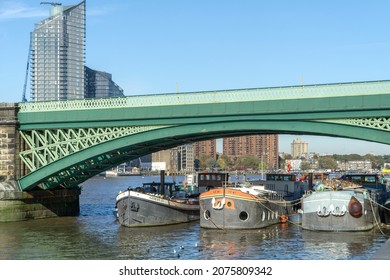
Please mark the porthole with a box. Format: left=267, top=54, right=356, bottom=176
left=204, top=210, right=211, bottom=220
left=227, top=201, right=232, bottom=207
left=239, top=211, right=249, bottom=221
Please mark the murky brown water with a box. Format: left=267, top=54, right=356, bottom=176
left=0, top=176, right=388, bottom=260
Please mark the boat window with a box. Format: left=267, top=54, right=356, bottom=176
left=364, top=176, right=376, bottom=182
left=267, top=175, right=276, bottom=180
left=239, top=211, right=249, bottom=221
left=206, top=174, right=210, bottom=180
left=282, top=176, right=290, bottom=181
left=217, top=175, right=222, bottom=181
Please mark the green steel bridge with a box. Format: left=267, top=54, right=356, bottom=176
left=17, top=80, right=390, bottom=191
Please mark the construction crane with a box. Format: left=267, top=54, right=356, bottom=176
left=22, top=44, right=30, bottom=102
left=40, top=2, right=62, bottom=6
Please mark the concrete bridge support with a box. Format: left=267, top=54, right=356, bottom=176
left=0, top=103, right=80, bottom=222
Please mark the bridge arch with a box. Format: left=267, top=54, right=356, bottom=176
left=16, top=80, right=390, bottom=190
left=18, top=118, right=390, bottom=191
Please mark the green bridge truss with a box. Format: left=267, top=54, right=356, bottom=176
left=17, top=80, right=390, bottom=190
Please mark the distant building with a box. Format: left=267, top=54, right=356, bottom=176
left=337, top=160, right=372, bottom=171
left=285, top=159, right=302, bottom=172
left=177, top=144, right=194, bottom=172
left=193, top=140, right=217, bottom=160
left=152, top=150, right=171, bottom=171
left=151, top=144, right=195, bottom=173
left=291, top=137, right=308, bottom=159
left=30, top=1, right=86, bottom=101
left=85, top=67, right=124, bottom=98
left=223, top=135, right=279, bottom=169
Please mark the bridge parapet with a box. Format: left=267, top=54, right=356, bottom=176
left=19, top=80, right=390, bottom=112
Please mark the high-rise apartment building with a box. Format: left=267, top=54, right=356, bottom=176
left=223, top=135, right=279, bottom=169
left=85, top=67, right=124, bottom=98
left=30, top=1, right=86, bottom=101
left=193, top=140, right=217, bottom=160
left=177, top=144, right=194, bottom=172
left=291, top=137, right=308, bottom=158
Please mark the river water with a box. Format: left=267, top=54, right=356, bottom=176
left=0, top=175, right=389, bottom=260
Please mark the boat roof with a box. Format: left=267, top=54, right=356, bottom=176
left=142, top=182, right=176, bottom=186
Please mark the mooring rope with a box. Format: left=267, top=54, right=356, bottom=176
left=248, top=193, right=306, bottom=229
left=368, top=198, right=390, bottom=237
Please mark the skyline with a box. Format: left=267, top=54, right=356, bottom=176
left=1, top=0, right=390, bottom=155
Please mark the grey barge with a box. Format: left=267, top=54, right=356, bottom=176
left=115, top=172, right=199, bottom=227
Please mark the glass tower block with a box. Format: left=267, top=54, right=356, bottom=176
left=30, top=1, right=86, bottom=101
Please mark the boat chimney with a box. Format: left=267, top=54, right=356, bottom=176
left=308, top=172, right=313, bottom=190
left=160, top=170, right=165, bottom=196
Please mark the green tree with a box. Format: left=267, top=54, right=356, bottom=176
left=236, top=155, right=260, bottom=169
left=206, top=158, right=218, bottom=169
left=217, top=154, right=232, bottom=170
left=300, top=161, right=312, bottom=171
left=318, top=156, right=338, bottom=170
left=198, top=155, right=213, bottom=170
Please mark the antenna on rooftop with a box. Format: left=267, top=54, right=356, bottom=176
left=40, top=2, right=62, bottom=6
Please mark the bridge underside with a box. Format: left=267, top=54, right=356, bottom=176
left=17, top=118, right=390, bottom=190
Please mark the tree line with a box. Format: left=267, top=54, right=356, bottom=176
left=196, top=154, right=390, bottom=171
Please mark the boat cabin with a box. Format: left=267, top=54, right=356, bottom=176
left=306, top=172, right=330, bottom=190
left=140, top=182, right=177, bottom=196
left=197, top=172, right=229, bottom=193
left=265, top=173, right=296, bottom=181
left=261, top=173, right=308, bottom=201
left=338, top=173, right=387, bottom=189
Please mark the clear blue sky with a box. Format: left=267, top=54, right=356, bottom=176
left=1, top=0, right=390, bottom=155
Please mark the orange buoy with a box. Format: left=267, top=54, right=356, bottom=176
left=279, top=215, right=288, bottom=223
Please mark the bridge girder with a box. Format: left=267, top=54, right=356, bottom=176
left=17, top=117, right=390, bottom=190
left=16, top=80, right=390, bottom=190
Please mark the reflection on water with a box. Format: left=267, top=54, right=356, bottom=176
left=0, top=176, right=388, bottom=260
left=301, top=230, right=380, bottom=260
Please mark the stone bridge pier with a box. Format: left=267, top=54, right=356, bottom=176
left=0, top=103, right=80, bottom=222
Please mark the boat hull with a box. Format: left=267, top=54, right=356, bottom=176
left=383, top=199, right=390, bottom=225
left=199, top=188, right=292, bottom=230
left=116, top=191, right=199, bottom=227
left=301, top=190, right=378, bottom=232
